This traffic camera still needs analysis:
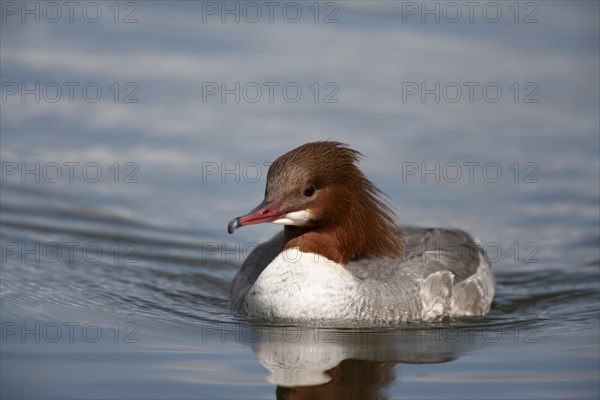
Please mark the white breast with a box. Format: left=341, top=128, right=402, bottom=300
left=244, top=249, right=358, bottom=321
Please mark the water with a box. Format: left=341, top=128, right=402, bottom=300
left=1, top=1, right=599, bottom=398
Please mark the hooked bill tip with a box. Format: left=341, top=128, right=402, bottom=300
left=227, top=218, right=239, bottom=234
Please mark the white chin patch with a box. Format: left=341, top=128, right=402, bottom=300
left=273, top=210, right=311, bottom=226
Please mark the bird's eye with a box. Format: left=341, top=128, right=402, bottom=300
left=303, top=185, right=316, bottom=197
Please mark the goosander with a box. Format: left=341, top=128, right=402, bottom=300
left=228, top=141, right=494, bottom=325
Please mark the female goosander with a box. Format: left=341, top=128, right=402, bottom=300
left=228, top=141, right=494, bottom=325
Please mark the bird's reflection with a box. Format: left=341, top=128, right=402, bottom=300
left=240, top=324, right=482, bottom=399
left=276, top=359, right=396, bottom=400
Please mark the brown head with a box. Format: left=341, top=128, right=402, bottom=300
left=227, top=141, right=404, bottom=264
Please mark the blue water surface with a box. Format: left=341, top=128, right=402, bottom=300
left=1, top=1, right=599, bottom=399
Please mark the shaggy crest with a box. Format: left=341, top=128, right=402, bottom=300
left=267, top=141, right=404, bottom=263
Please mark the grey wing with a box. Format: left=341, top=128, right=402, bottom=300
left=403, top=227, right=485, bottom=283
left=347, top=227, right=485, bottom=281
left=348, top=227, right=494, bottom=320
left=405, top=227, right=495, bottom=317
